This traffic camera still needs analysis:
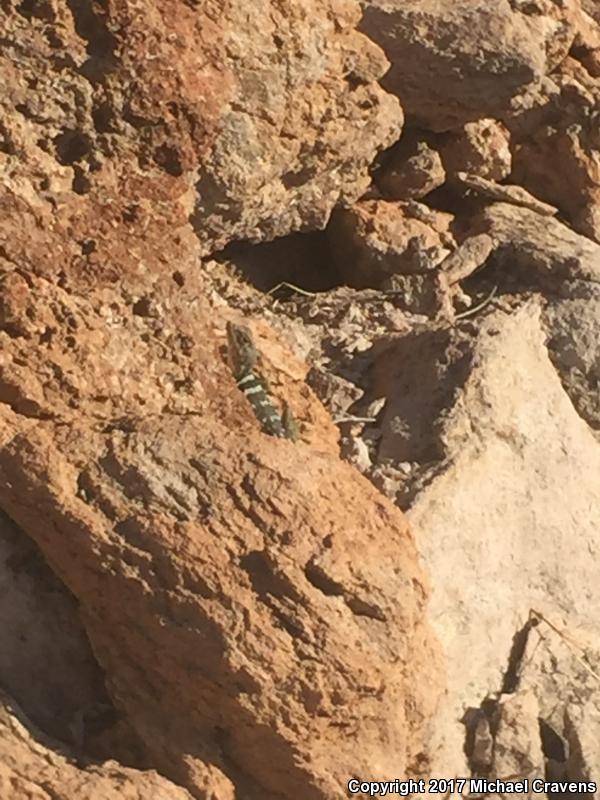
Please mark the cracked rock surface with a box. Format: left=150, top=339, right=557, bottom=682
left=3, top=0, right=600, bottom=794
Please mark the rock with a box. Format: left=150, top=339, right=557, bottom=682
left=491, top=692, right=546, bottom=786
left=1, top=0, right=402, bottom=264
left=439, top=119, right=512, bottom=181
left=572, top=8, right=600, bottom=76
left=469, top=714, right=494, bottom=771
left=0, top=690, right=195, bottom=800
left=190, top=0, right=406, bottom=247
left=583, top=0, right=600, bottom=23
left=345, top=436, right=374, bottom=472
left=0, top=262, right=442, bottom=796
left=306, top=367, right=364, bottom=417
left=456, top=173, right=559, bottom=216
left=476, top=202, right=600, bottom=286
left=376, top=131, right=446, bottom=200
left=329, top=206, right=496, bottom=317
left=328, top=200, right=453, bottom=288
left=566, top=704, right=600, bottom=781
left=400, top=302, right=600, bottom=772
left=509, top=54, right=600, bottom=241
left=438, top=233, right=495, bottom=285
left=370, top=326, right=472, bottom=474
left=359, top=0, right=579, bottom=131
left=543, top=295, right=600, bottom=438
left=509, top=611, right=600, bottom=783
left=0, top=414, right=442, bottom=798
left=381, top=273, right=455, bottom=319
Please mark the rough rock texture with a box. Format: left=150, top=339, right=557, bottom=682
left=0, top=255, right=441, bottom=797
left=491, top=692, right=546, bottom=783
left=190, top=0, right=404, bottom=245
left=509, top=53, right=600, bottom=242
left=583, top=0, right=600, bottom=24
left=444, top=609, right=600, bottom=783
left=0, top=413, right=441, bottom=797
left=360, top=0, right=579, bottom=130
left=0, top=1, right=448, bottom=791
left=405, top=304, right=600, bottom=773
left=544, top=295, right=600, bottom=437
left=1, top=0, right=402, bottom=264
left=0, top=511, right=113, bottom=749
left=476, top=202, right=600, bottom=286
left=376, top=131, right=445, bottom=200
left=438, top=119, right=512, bottom=181
left=328, top=199, right=454, bottom=288
left=5, top=0, right=600, bottom=791
left=0, top=691, right=194, bottom=800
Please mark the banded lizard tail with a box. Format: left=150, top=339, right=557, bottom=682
left=226, top=321, right=298, bottom=440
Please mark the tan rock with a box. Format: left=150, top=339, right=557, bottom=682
left=582, top=0, right=600, bottom=24
left=376, top=132, right=446, bottom=200
left=572, top=7, right=600, bottom=76
left=507, top=613, right=600, bottom=783
left=509, top=54, right=600, bottom=241
left=0, top=0, right=402, bottom=266
left=328, top=200, right=453, bottom=288
left=491, top=692, right=545, bottom=787
left=360, top=0, right=579, bottom=130
left=439, top=119, right=512, bottom=181
left=476, top=202, right=600, bottom=286
left=0, top=263, right=442, bottom=796
left=543, top=295, right=600, bottom=438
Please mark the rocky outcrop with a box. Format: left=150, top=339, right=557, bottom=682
left=359, top=0, right=579, bottom=130
left=5, top=0, right=600, bottom=791
left=0, top=412, right=441, bottom=797
left=398, top=303, right=600, bottom=772
left=509, top=52, right=600, bottom=242
left=475, top=202, right=600, bottom=285
left=0, top=255, right=441, bottom=797
left=0, top=1, right=447, bottom=795
left=328, top=200, right=454, bottom=286
left=1, top=0, right=402, bottom=273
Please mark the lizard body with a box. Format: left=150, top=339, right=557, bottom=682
left=226, top=321, right=298, bottom=440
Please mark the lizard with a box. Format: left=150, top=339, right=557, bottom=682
left=226, top=320, right=299, bottom=441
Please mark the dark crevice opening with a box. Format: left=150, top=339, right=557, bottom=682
left=64, top=0, right=118, bottom=81
left=304, top=561, right=343, bottom=597
left=53, top=129, right=92, bottom=165
left=214, top=230, right=341, bottom=294
left=16, top=0, right=55, bottom=20
left=0, top=508, right=147, bottom=767
left=501, top=616, right=536, bottom=694
left=540, top=718, right=568, bottom=787
left=462, top=698, right=497, bottom=775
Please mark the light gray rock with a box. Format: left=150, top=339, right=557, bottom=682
left=401, top=302, right=600, bottom=772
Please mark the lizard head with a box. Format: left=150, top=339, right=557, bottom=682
left=226, top=320, right=257, bottom=377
